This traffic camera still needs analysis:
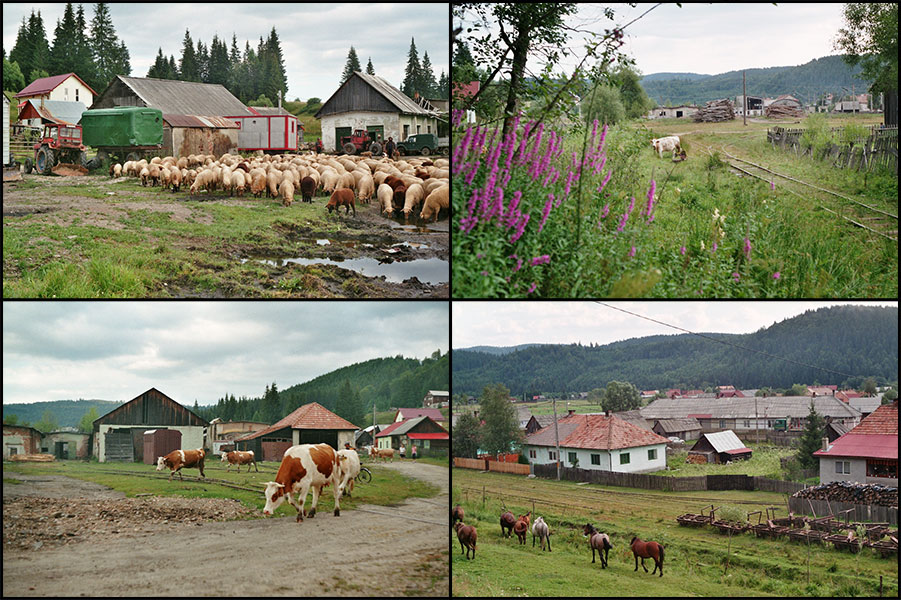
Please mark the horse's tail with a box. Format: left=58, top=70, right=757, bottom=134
left=658, top=543, right=665, bottom=564
left=604, top=536, right=612, bottom=551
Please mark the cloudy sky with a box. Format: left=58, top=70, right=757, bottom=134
left=453, top=301, right=898, bottom=349
left=3, top=3, right=449, bottom=101
left=455, top=3, right=847, bottom=77
left=3, top=302, right=448, bottom=406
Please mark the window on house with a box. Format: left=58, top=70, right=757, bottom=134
left=835, top=461, right=850, bottom=474
left=548, top=450, right=557, bottom=460
left=866, top=459, right=897, bottom=478
left=75, top=89, right=79, bottom=102
left=719, top=420, right=726, bottom=429
left=591, top=454, right=600, bottom=465
left=568, top=451, right=577, bottom=464
left=620, top=452, right=630, bottom=465
left=529, top=449, right=536, bottom=459
left=648, top=448, right=657, bottom=461
left=743, top=420, right=750, bottom=428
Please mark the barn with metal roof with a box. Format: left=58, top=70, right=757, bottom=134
left=315, top=71, right=441, bottom=152
left=688, top=430, right=752, bottom=464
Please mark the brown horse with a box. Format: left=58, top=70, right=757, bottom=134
left=455, top=522, right=477, bottom=559
left=451, top=505, right=464, bottom=528
left=630, top=536, right=664, bottom=577
left=500, top=511, right=516, bottom=538
left=513, top=511, right=531, bottom=545
left=583, top=523, right=612, bottom=567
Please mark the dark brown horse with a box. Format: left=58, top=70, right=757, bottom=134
left=583, top=523, right=612, bottom=567
left=455, top=521, right=477, bottom=559
left=451, top=505, right=464, bottom=528
left=630, top=536, right=664, bottom=576
left=513, top=511, right=531, bottom=545
left=500, top=510, right=516, bottom=538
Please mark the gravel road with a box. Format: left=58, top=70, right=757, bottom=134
left=2, top=461, right=448, bottom=596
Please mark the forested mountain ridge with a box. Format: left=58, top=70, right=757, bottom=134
left=2, top=399, right=122, bottom=429
left=640, top=55, right=870, bottom=106
left=452, top=306, right=898, bottom=396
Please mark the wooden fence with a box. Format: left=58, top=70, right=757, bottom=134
left=454, top=457, right=487, bottom=470
left=767, top=124, right=898, bottom=174
left=789, top=497, right=897, bottom=526
left=488, top=461, right=531, bottom=475
left=753, top=476, right=806, bottom=494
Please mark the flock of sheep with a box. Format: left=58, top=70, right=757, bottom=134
left=112, top=152, right=450, bottom=221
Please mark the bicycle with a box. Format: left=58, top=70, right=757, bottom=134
left=355, top=466, right=372, bottom=484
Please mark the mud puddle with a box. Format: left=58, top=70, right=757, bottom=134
left=245, top=255, right=448, bottom=285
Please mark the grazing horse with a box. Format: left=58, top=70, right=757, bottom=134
left=630, top=536, right=665, bottom=577
left=452, top=504, right=464, bottom=528
left=500, top=511, right=516, bottom=538
left=583, top=523, right=612, bottom=567
left=513, top=511, right=531, bottom=545
left=455, top=522, right=477, bottom=559
left=532, top=515, right=551, bottom=552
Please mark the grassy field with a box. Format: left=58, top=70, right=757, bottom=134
left=659, top=443, right=796, bottom=479
left=453, top=112, right=897, bottom=297
left=452, top=469, right=898, bottom=597
left=3, top=458, right=440, bottom=518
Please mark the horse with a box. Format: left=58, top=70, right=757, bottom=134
left=532, top=515, right=551, bottom=552
left=455, top=521, right=477, bottom=560
left=500, top=510, right=516, bottom=538
left=583, top=523, right=612, bottom=567
left=452, top=504, right=464, bottom=528
left=630, top=536, right=665, bottom=577
left=513, top=511, right=531, bottom=545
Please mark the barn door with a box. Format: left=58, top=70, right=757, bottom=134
left=54, top=441, right=69, bottom=460
left=105, top=429, right=134, bottom=462
left=334, top=127, right=351, bottom=151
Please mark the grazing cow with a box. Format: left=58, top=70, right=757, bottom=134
left=221, top=450, right=258, bottom=473
left=455, top=521, right=477, bottom=559
left=336, top=447, right=361, bottom=498
left=156, top=448, right=205, bottom=482
left=368, top=446, right=394, bottom=462
left=650, top=135, right=682, bottom=159
left=262, top=443, right=343, bottom=522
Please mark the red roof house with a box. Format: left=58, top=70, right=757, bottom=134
left=14, top=72, right=97, bottom=104
left=814, top=401, right=898, bottom=486
left=234, top=402, right=357, bottom=461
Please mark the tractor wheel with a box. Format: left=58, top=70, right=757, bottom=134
left=420, top=147, right=431, bottom=156
left=343, top=142, right=357, bottom=155
left=36, top=147, right=55, bottom=175
left=79, top=151, right=89, bottom=168
left=369, top=142, right=382, bottom=156
left=24, top=157, right=33, bottom=174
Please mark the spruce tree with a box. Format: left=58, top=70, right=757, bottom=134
left=90, top=3, right=129, bottom=91
left=9, top=16, right=32, bottom=84
left=420, top=51, right=438, bottom=98
left=29, top=10, right=51, bottom=84
left=437, top=70, right=449, bottom=99
left=265, top=28, right=288, bottom=104
left=147, top=48, right=168, bottom=78
left=341, top=46, right=362, bottom=84
left=196, top=39, right=209, bottom=83
left=208, top=35, right=230, bottom=86
left=401, top=37, right=422, bottom=98
left=73, top=4, right=97, bottom=87
left=179, top=29, right=198, bottom=82
left=796, top=401, right=826, bottom=470
left=48, top=3, right=78, bottom=76
left=365, top=57, right=375, bottom=76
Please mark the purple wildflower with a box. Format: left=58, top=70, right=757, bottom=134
left=680, top=245, right=686, bottom=255
left=538, top=195, right=554, bottom=233
left=770, top=180, right=775, bottom=191
left=711, top=241, right=718, bottom=253
left=526, top=282, right=537, bottom=294
left=743, top=237, right=752, bottom=261
left=628, top=245, right=636, bottom=258
left=773, top=271, right=781, bottom=280
left=530, top=255, right=551, bottom=267
left=732, top=272, right=741, bottom=283
left=599, top=204, right=610, bottom=219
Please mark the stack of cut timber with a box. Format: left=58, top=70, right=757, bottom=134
left=765, top=103, right=804, bottom=119
left=692, top=99, right=735, bottom=122
left=8, top=453, right=55, bottom=462
left=793, top=482, right=898, bottom=508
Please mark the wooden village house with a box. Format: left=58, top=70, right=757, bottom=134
left=687, top=430, right=752, bottom=464
left=375, top=415, right=449, bottom=457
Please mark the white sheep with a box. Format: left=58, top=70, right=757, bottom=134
left=419, top=185, right=449, bottom=222
left=402, top=183, right=425, bottom=219
left=377, top=183, right=394, bottom=216
left=279, top=178, right=295, bottom=207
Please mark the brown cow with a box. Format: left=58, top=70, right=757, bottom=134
left=221, top=450, right=258, bottom=473
left=368, top=446, right=394, bottom=462
left=156, top=448, right=205, bottom=481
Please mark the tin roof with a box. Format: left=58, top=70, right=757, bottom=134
left=316, top=71, right=438, bottom=119
left=237, top=402, right=356, bottom=441
left=525, top=413, right=669, bottom=451
left=395, top=408, right=445, bottom=421
left=374, top=420, right=406, bottom=438
left=113, top=76, right=252, bottom=117
left=698, top=430, right=749, bottom=453
left=162, top=114, right=239, bottom=129
left=19, top=99, right=86, bottom=125
left=406, top=432, right=449, bottom=440
left=654, top=417, right=702, bottom=433
left=813, top=433, right=897, bottom=460
left=376, top=416, right=447, bottom=439
left=15, top=72, right=97, bottom=98
left=245, top=106, right=294, bottom=116
left=641, top=396, right=861, bottom=420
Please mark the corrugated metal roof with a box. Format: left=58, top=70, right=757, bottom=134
left=22, top=99, right=86, bottom=125
left=654, top=418, right=702, bottom=433
left=699, top=430, right=748, bottom=453
left=849, top=397, right=883, bottom=415
left=396, top=408, right=445, bottom=421
left=641, top=396, right=861, bottom=420
left=813, top=433, right=898, bottom=460
left=406, top=432, right=448, bottom=440
left=115, top=76, right=252, bottom=117
left=351, top=71, right=438, bottom=116
left=163, top=114, right=239, bottom=128
left=246, top=106, right=294, bottom=116
left=374, top=420, right=406, bottom=438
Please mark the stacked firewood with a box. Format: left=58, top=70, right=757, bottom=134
left=765, top=103, right=804, bottom=119
left=692, top=99, right=735, bottom=122
left=8, top=453, right=55, bottom=462
left=793, top=481, right=898, bottom=508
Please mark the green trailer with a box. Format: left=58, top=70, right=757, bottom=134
left=79, top=107, right=164, bottom=167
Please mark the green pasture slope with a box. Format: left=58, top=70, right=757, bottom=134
left=3, top=459, right=439, bottom=519
left=452, top=469, right=898, bottom=597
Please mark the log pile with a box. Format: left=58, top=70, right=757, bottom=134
left=8, top=453, right=55, bottom=462
left=793, top=482, right=898, bottom=508
left=692, top=99, right=735, bottom=122
left=765, top=103, right=804, bottom=119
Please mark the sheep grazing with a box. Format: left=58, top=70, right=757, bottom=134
left=377, top=183, right=394, bottom=216
left=251, top=173, right=267, bottom=198
left=278, top=179, right=295, bottom=207
left=336, top=172, right=356, bottom=191
left=169, top=167, right=182, bottom=192
left=160, top=166, right=172, bottom=189
left=327, top=189, right=356, bottom=216
left=267, top=169, right=283, bottom=199
left=392, top=185, right=407, bottom=214
left=356, top=173, right=374, bottom=204
left=148, top=163, right=161, bottom=187
left=139, top=166, right=150, bottom=187
left=320, top=170, right=339, bottom=194
left=419, top=185, right=449, bottom=222
left=233, top=172, right=246, bottom=197
left=402, top=183, right=425, bottom=219
left=300, top=176, right=316, bottom=203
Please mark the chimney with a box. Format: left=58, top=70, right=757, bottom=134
left=605, top=410, right=610, bottom=417
left=568, top=409, right=575, bottom=416
left=821, top=437, right=829, bottom=452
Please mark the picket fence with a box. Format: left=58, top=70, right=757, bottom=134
left=767, top=124, right=898, bottom=174
left=789, top=497, right=897, bottom=526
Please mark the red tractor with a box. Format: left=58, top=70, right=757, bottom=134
left=340, top=129, right=382, bottom=156
left=25, top=124, right=88, bottom=175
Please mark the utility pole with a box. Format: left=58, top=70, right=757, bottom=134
left=755, top=395, right=759, bottom=445
left=742, top=71, right=747, bottom=126
left=552, top=397, right=561, bottom=481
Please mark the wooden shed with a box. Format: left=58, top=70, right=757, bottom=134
left=234, top=402, right=357, bottom=462
left=688, top=430, right=752, bottom=464
left=92, top=388, right=208, bottom=462
left=315, top=71, right=440, bottom=152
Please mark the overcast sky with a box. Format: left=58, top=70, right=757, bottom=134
left=453, top=301, right=898, bottom=349
left=3, top=302, right=448, bottom=406
left=454, top=3, right=847, bottom=77
left=3, top=3, right=449, bottom=101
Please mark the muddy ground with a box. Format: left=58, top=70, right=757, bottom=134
left=2, top=461, right=449, bottom=597
left=3, top=173, right=448, bottom=298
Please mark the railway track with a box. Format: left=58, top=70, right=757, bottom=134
left=711, top=145, right=898, bottom=242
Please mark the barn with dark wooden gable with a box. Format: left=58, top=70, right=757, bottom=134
left=92, top=388, right=208, bottom=462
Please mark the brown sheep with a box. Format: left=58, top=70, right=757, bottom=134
left=392, top=185, right=406, bottom=214
left=419, top=185, right=448, bottom=222
left=169, top=168, right=182, bottom=193
left=327, top=189, right=356, bottom=216
left=300, top=176, right=316, bottom=203
left=279, top=179, right=295, bottom=207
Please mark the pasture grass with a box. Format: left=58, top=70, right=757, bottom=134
left=452, top=468, right=898, bottom=597
left=660, top=443, right=797, bottom=479
left=3, top=459, right=440, bottom=519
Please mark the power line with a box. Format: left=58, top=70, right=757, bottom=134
left=594, top=302, right=860, bottom=381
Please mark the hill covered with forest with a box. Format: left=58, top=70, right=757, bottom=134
left=452, top=306, right=898, bottom=396
left=640, top=55, right=871, bottom=106
left=2, top=399, right=122, bottom=430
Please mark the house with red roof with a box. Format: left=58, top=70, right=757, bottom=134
left=375, top=416, right=448, bottom=457
left=234, top=402, right=357, bottom=462
left=14, top=72, right=97, bottom=107
left=814, top=400, right=898, bottom=487
left=523, top=412, right=669, bottom=473
left=394, top=407, right=445, bottom=424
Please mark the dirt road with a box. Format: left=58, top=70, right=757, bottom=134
left=2, top=461, right=448, bottom=596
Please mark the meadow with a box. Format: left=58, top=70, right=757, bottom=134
left=452, top=112, right=897, bottom=297
left=452, top=468, right=898, bottom=597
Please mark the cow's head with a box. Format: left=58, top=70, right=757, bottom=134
left=155, top=456, right=166, bottom=471
left=650, top=138, right=659, bottom=150
left=220, top=453, right=230, bottom=463
left=262, top=481, right=287, bottom=515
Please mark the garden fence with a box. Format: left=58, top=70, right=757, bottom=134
left=788, top=497, right=897, bottom=526
left=768, top=124, right=898, bottom=175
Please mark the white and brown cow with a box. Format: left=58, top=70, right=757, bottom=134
left=221, top=450, right=258, bottom=473
left=369, top=446, right=394, bottom=462
left=262, top=443, right=343, bottom=522
left=156, top=448, right=205, bottom=481
left=650, top=135, right=682, bottom=159
left=336, top=447, right=361, bottom=498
